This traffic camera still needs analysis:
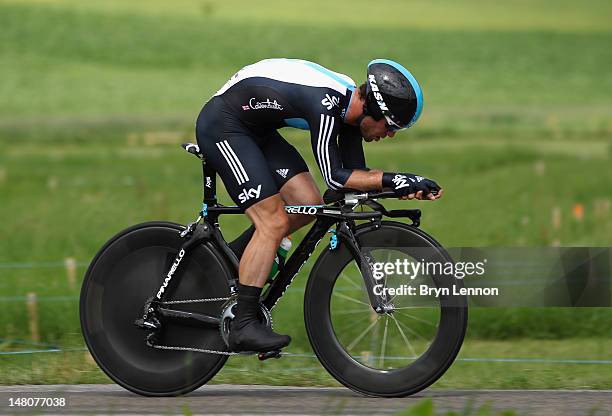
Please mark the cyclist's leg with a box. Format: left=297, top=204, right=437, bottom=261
left=196, top=112, right=291, bottom=351
left=262, top=130, right=323, bottom=232
left=237, top=198, right=292, bottom=352
left=280, top=173, right=324, bottom=232
left=228, top=226, right=256, bottom=260
left=234, top=198, right=292, bottom=351
left=227, top=130, right=322, bottom=257
left=197, top=132, right=287, bottom=285
left=242, top=195, right=289, bottom=285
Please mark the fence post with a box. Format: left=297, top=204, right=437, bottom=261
left=26, top=292, right=40, bottom=343
left=65, top=257, right=77, bottom=290
left=552, top=206, right=561, bottom=230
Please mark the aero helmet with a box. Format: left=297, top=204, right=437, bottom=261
left=365, top=59, right=424, bottom=131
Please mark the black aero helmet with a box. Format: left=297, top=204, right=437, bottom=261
left=365, top=59, right=424, bottom=131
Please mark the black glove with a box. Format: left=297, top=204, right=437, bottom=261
left=382, top=172, right=441, bottom=198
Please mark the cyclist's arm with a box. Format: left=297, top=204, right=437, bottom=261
left=310, top=118, right=385, bottom=191
left=336, top=125, right=440, bottom=197
left=344, top=169, right=384, bottom=191
left=338, top=124, right=368, bottom=170
left=309, top=113, right=354, bottom=190
left=345, top=170, right=443, bottom=201
left=337, top=124, right=385, bottom=191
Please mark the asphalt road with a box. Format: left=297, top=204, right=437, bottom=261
left=0, top=385, right=610, bottom=415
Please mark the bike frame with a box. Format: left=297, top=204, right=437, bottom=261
left=136, top=146, right=422, bottom=333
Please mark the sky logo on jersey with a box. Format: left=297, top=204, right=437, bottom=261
left=321, top=94, right=340, bottom=110
left=368, top=74, right=389, bottom=112
left=276, top=169, right=289, bottom=178
left=238, top=184, right=262, bottom=204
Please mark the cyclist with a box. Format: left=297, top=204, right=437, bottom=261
left=195, top=58, right=442, bottom=353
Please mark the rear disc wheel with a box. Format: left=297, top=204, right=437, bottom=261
left=80, top=222, right=232, bottom=396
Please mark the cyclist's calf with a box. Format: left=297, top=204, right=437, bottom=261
left=247, top=195, right=290, bottom=243
left=242, top=195, right=290, bottom=286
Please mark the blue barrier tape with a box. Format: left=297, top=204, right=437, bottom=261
left=0, top=338, right=59, bottom=348
left=0, top=347, right=87, bottom=356
left=0, top=262, right=87, bottom=269
left=0, top=347, right=610, bottom=364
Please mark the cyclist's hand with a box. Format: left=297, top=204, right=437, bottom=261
left=382, top=173, right=442, bottom=201
left=400, top=188, right=443, bottom=201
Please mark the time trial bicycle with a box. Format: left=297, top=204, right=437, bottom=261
left=80, top=143, right=468, bottom=397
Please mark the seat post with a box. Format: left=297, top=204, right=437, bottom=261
left=202, top=158, right=217, bottom=206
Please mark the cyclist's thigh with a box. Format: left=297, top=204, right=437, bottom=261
left=278, top=171, right=323, bottom=206
left=196, top=106, right=278, bottom=209
left=260, top=130, right=310, bottom=189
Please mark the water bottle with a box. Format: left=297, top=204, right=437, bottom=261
left=267, top=236, right=292, bottom=282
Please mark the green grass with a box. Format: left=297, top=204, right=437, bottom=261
left=1, top=1, right=612, bottom=122
left=0, top=0, right=611, bottom=388
left=396, top=399, right=518, bottom=416
left=2, top=339, right=610, bottom=390
left=1, top=127, right=610, bottom=350
left=5, top=0, right=612, bottom=32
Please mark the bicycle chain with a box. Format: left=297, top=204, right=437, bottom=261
left=150, top=343, right=240, bottom=356
left=160, top=297, right=231, bottom=305
left=152, top=296, right=238, bottom=355
left=147, top=299, right=289, bottom=357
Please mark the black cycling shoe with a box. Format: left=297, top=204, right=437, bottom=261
left=228, top=320, right=291, bottom=353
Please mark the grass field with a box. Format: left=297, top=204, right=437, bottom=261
left=1, top=0, right=611, bottom=389
left=2, top=339, right=611, bottom=389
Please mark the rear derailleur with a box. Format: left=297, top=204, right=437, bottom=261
left=134, top=296, right=162, bottom=347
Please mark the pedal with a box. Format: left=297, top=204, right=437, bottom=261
left=257, top=350, right=282, bottom=361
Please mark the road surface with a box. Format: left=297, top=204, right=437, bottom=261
left=0, top=385, right=610, bottom=415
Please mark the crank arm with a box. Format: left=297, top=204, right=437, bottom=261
left=258, top=350, right=282, bottom=360
left=157, top=307, right=220, bottom=328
